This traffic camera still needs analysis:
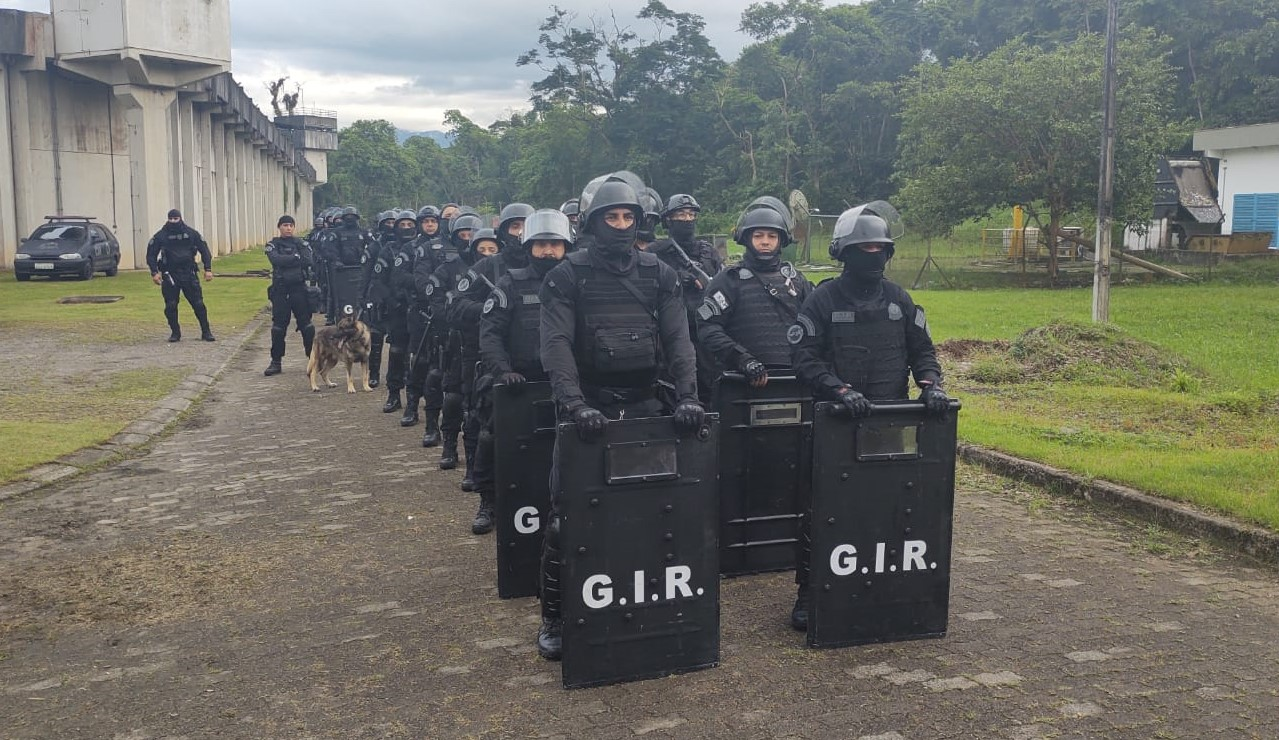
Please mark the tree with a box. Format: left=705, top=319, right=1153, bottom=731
left=896, top=32, right=1186, bottom=279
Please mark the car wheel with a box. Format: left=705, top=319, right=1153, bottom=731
left=105, top=255, right=119, bottom=277
left=16, top=272, right=30, bottom=282
left=81, top=259, right=94, bottom=281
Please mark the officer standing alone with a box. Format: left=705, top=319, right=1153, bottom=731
left=263, top=215, right=316, bottom=376
left=146, top=209, right=215, bottom=342
left=535, top=179, right=706, bottom=660
left=788, top=201, right=950, bottom=630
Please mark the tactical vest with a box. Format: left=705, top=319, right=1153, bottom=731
left=565, top=251, right=664, bottom=387
left=160, top=229, right=198, bottom=269
left=503, top=267, right=548, bottom=377
left=826, top=291, right=910, bottom=400
left=389, top=241, right=417, bottom=301
left=334, top=227, right=367, bottom=266
left=723, top=264, right=804, bottom=368
left=268, top=238, right=307, bottom=285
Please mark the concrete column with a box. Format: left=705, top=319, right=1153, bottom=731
left=178, top=97, right=198, bottom=232
left=236, top=133, right=249, bottom=250
left=114, top=84, right=177, bottom=270
left=0, top=64, right=18, bottom=267
left=223, top=125, right=239, bottom=251
left=195, top=108, right=215, bottom=253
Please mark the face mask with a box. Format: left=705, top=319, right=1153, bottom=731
left=163, top=220, right=183, bottom=233
left=343, top=216, right=358, bottom=227
left=668, top=220, right=696, bottom=245
left=396, top=226, right=416, bottom=239
left=451, top=233, right=469, bottom=250
left=593, top=223, right=638, bottom=259
left=745, top=241, right=781, bottom=271
left=530, top=255, right=560, bottom=276
left=842, top=248, right=888, bottom=284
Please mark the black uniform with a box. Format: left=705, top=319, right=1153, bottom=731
left=649, top=235, right=722, bottom=401
left=429, top=246, right=475, bottom=468
left=146, top=221, right=214, bottom=340
left=265, top=236, right=316, bottom=362
left=325, top=222, right=371, bottom=323
left=380, top=233, right=419, bottom=396
left=411, top=235, right=454, bottom=444
left=696, top=258, right=812, bottom=373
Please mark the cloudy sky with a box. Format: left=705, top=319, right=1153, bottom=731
left=8, top=0, right=754, bottom=131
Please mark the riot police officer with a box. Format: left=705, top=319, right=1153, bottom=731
left=402, top=206, right=446, bottom=428
left=264, top=215, right=316, bottom=376
left=472, top=209, right=573, bottom=534
left=146, top=209, right=215, bottom=342
left=788, top=201, right=950, bottom=630
left=634, top=187, right=663, bottom=252
left=535, top=179, right=705, bottom=660
left=697, top=205, right=812, bottom=387
left=371, top=210, right=421, bottom=414
left=412, top=207, right=454, bottom=447
left=559, top=198, right=580, bottom=232
left=650, top=194, right=723, bottom=401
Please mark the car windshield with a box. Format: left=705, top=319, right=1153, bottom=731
left=31, top=225, right=86, bottom=241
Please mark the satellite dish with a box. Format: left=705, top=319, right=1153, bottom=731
left=788, top=189, right=810, bottom=222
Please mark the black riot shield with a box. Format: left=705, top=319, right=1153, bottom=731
left=493, top=381, right=556, bottom=599
left=807, top=400, right=961, bottom=649
left=559, top=415, right=721, bottom=689
left=713, top=373, right=812, bottom=576
left=329, top=265, right=365, bottom=315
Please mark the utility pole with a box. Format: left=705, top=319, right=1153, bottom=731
left=1093, top=0, right=1119, bottom=322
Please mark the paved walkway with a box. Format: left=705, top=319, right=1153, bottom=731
left=2, top=330, right=1278, bottom=739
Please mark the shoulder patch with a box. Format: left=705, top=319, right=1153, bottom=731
left=456, top=277, right=471, bottom=292
left=712, top=290, right=729, bottom=310
left=373, top=263, right=383, bottom=274
left=424, top=283, right=434, bottom=296
left=696, top=304, right=714, bottom=321
left=737, top=268, right=754, bottom=280
left=798, top=314, right=818, bottom=336
left=394, top=256, right=403, bottom=267
left=915, top=306, right=930, bottom=337
left=780, top=263, right=797, bottom=279
left=482, top=297, right=496, bottom=315
left=492, top=287, right=509, bottom=309
left=786, top=323, right=805, bottom=344
left=888, top=302, right=903, bottom=321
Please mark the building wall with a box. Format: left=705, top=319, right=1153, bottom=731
left=1202, top=145, right=1279, bottom=235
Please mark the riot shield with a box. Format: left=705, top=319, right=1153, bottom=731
left=559, top=414, right=721, bottom=689
left=713, top=372, right=812, bottom=576
left=329, top=265, right=365, bottom=315
left=807, top=400, right=960, bottom=649
left=493, top=381, right=556, bottom=599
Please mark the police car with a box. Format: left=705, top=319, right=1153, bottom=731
left=13, top=216, right=121, bottom=281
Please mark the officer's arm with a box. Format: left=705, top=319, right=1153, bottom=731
left=695, top=276, right=745, bottom=368
left=539, top=265, right=585, bottom=410
left=428, top=267, right=451, bottom=323
left=145, top=236, right=161, bottom=275
left=479, top=285, right=514, bottom=375
left=299, top=242, right=314, bottom=270
left=656, top=266, right=699, bottom=403
left=264, top=240, right=289, bottom=268
left=358, top=243, right=380, bottom=298
left=904, top=298, right=944, bottom=388
left=192, top=229, right=213, bottom=271
left=451, top=268, right=489, bottom=325
left=412, top=256, right=434, bottom=307
left=791, top=292, right=845, bottom=401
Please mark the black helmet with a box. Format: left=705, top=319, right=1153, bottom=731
left=829, top=201, right=902, bottom=261
left=395, top=209, right=418, bottom=223
left=342, top=205, right=359, bottom=218
left=468, top=227, right=500, bottom=256
left=378, top=209, right=394, bottom=223
left=662, top=193, right=701, bottom=221
left=580, top=180, right=643, bottom=230
left=734, top=196, right=794, bottom=242
left=498, top=202, right=534, bottom=235
left=735, top=206, right=792, bottom=247
left=639, top=188, right=663, bottom=221
left=559, top=198, right=580, bottom=218
left=522, top=209, right=574, bottom=247
left=449, top=213, right=484, bottom=241
left=417, top=205, right=441, bottom=221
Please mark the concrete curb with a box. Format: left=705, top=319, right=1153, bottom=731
left=0, top=308, right=270, bottom=503
left=958, top=443, right=1279, bottom=565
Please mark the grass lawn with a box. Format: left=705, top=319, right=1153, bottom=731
left=919, top=282, right=1279, bottom=530
left=0, top=248, right=271, bottom=483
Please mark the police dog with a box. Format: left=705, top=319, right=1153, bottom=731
left=307, top=308, right=373, bottom=393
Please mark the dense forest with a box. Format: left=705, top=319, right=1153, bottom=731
left=316, top=0, right=1279, bottom=235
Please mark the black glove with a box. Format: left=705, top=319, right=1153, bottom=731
left=738, top=356, right=768, bottom=386
left=673, top=401, right=706, bottom=432
left=920, top=384, right=950, bottom=416
left=572, top=406, right=607, bottom=441
left=834, top=386, right=872, bottom=418
left=498, top=371, right=526, bottom=387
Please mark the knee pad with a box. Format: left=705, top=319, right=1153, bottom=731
left=300, top=323, right=315, bottom=340
left=442, top=392, right=464, bottom=417
left=270, top=325, right=287, bottom=341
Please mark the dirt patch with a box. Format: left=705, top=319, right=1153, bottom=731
left=0, top=533, right=288, bottom=634
left=937, top=338, right=1010, bottom=361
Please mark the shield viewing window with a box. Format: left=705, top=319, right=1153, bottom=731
left=605, top=439, right=679, bottom=485
left=855, top=423, right=920, bottom=461
left=747, top=402, right=804, bottom=427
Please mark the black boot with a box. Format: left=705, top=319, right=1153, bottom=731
left=537, top=618, right=563, bottom=661
left=471, top=492, right=495, bottom=534
left=421, top=412, right=441, bottom=447
left=461, top=453, right=476, bottom=492
left=399, top=392, right=420, bottom=427
left=367, top=334, right=383, bottom=388
left=200, top=330, right=216, bottom=342
left=538, top=516, right=563, bottom=660
left=196, top=309, right=215, bottom=341
left=167, top=331, right=181, bottom=343
left=790, top=585, right=809, bottom=631
left=264, top=360, right=282, bottom=377
left=439, top=432, right=459, bottom=470
left=381, top=389, right=402, bottom=413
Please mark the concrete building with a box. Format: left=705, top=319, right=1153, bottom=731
left=1194, top=121, right=1279, bottom=248
left=0, top=1, right=337, bottom=271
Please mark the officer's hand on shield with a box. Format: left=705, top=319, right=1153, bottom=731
left=739, top=357, right=768, bottom=388
left=673, top=400, right=706, bottom=432
left=834, top=386, right=872, bottom=418
left=498, top=371, right=527, bottom=387
left=571, top=405, right=608, bottom=441
left=919, top=383, right=950, bottom=416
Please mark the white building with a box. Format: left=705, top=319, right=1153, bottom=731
left=0, top=1, right=336, bottom=270
left=1194, top=121, right=1279, bottom=247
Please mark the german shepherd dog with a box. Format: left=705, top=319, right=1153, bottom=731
left=307, top=312, right=373, bottom=393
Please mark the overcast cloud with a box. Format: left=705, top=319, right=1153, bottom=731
left=6, top=0, right=750, bottom=130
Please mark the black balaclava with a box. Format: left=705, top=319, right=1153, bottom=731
left=842, top=247, right=888, bottom=286
left=500, top=227, right=529, bottom=267
left=164, top=209, right=183, bottom=233
left=395, top=220, right=418, bottom=242
left=451, top=230, right=471, bottom=253
left=528, top=245, right=563, bottom=277
left=667, top=219, right=696, bottom=247
left=379, top=219, right=394, bottom=237
left=342, top=214, right=359, bottom=228
left=588, top=213, right=638, bottom=268
left=743, top=230, right=782, bottom=272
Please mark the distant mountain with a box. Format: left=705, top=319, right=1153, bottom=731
left=396, top=129, right=453, bottom=147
